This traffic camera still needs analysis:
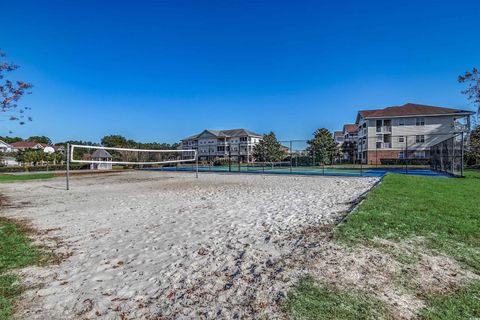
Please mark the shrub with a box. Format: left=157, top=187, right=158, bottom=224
left=380, top=158, right=430, bottom=165
left=0, top=164, right=89, bottom=173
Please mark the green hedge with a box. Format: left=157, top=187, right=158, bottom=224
left=380, top=158, right=430, bottom=165
left=0, top=164, right=89, bottom=173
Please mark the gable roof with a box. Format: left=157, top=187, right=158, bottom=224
left=357, top=103, right=474, bottom=120
left=11, top=141, right=46, bottom=149
left=182, top=128, right=262, bottom=141
left=91, top=149, right=113, bottom=159
left=333, top=131, right=343, bottom=137
left=343, top=124, right=358, bottom=133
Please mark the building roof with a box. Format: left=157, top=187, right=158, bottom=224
left=0, top=140, right=12, bottom=147
left=91, top=149, right=113, bottom=159
left=343, top=124, right=358, bottom=133
left=11, top=141, right=46, bottom=149
left=358, top=103, right=474, bottom=119
left=333, top=131, right=343, bottom=137
left=182, top=128, right=262, bottom=141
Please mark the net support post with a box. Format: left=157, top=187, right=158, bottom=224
left=195, top=152, right=199, bottom=178
left=461, top=132, right=464, bottom=177
left=66, top=143, right=70, bottom=191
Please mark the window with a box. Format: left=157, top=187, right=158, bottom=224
left=398, top=136, right=405, bottom=143
left=415, top=151, right=426, bottom=159
left=416, top=135, right=425, bottom=143
left=398, top=118, right=405, bottom=126
left=399, top=151, right=405, bottom=159
left=416, top=117, right=425, bottom=126
left=376, top=142, right=382, bottom=149
left=240, top=137, right=247, bottom=142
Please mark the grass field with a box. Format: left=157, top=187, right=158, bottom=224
left=286, top=170, right=480, bottom=319
left=285, top=278, right=388, bottom=320
left=0, top=218, right=46, bottom=319
left=0, top=173, right=54, bottom=183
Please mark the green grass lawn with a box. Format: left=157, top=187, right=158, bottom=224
left=286, top=170, right=480, bottom=319
left=335, top=170, right=480, bottom=271
left=0, top=218, right=45, bottom=319
left=285, top=278, right=387, bottom=320
left=0, top=173, right=54, bottom=183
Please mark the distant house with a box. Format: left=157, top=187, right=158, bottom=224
left=181, top=128, right=262, bottom=162
left=54, top=145, right=66, bottom=153
left=90, top=149, right=113, bottom=170
left=0, top=156, right=19, bottom=167
left=11, top=141, right=47, bottom=152
left=0, top=140, right=13, bottom=153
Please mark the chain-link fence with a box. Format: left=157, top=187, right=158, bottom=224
left=430, top=133, right=465, bottom=177
left=173, top=133, right=466, bottom=177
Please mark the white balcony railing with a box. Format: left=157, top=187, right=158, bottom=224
left=376, top=126, right=392, bottom=133
left=375, top=142, right=392, bottom=149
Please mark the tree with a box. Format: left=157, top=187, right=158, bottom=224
left=27, top=135, right=51, bottom=144
left=252, top=132, right=286, bottom=162
left=307, top=128, right=341, bottom=165
left=458, top=68, right=480, bottom=117
left=101, top=135, right=133, bottom=148
left=56, top=140, right=98, bottom=161
left=0, top=136, right=22, bottom=143
left=16, top=149, right=44, bottom=167
left=0, top=50, right=33, bottom=127
left=465, top=125, right=480, bottom=166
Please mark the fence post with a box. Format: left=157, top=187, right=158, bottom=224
left=290, top=140, right=293, bottom=173
left=405, top=136, right=408, bottom=175
left=452, top=134, right=455, bottom=175
left=461, top=132, right=464, bottom=177
left=195, top=153, right=199, bottom=178
left=228, top=143, right=232, bottom=172
left=66, top=143, right=70, bottom=191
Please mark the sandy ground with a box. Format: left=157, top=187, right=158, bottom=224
left=1, top=171, right=379, bottom=319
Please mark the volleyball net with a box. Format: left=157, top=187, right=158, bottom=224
left=69, top=144, right=197, bottom=165
left=65, top=144, right=198, bottom=189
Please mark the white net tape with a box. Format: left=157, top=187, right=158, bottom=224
left=70, top=144, right=197, bottom=165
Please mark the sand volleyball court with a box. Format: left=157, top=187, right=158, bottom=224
left=1, top=171, right=378, bottom=319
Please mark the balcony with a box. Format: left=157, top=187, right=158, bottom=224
left=376, top=126, right=392, bottom=133
left=375, top=142, right=392, bottom=149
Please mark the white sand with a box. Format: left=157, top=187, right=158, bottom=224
left=1, top=171, right=378, bottom=319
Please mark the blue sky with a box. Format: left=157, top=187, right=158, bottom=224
left=1, top=0, right=479, bottom=143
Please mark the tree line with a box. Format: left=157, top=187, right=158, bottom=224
left=252, top=129, right=340, bottom=165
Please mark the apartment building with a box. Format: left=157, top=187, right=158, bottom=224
left=354, top=103, right=473, bottom=164
left=333, top=131, right=344, bottom=144
left=339, top=124, right=358, bottom=162
left=181, top=129, right=262, bottom=162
